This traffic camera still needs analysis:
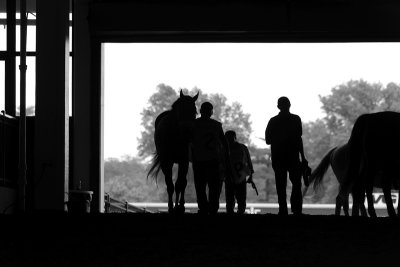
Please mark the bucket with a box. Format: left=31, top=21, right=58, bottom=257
left=68, top=190, right=93, bottom=213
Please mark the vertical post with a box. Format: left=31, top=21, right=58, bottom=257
left=18, top=0, right=27, bottom=212
left=1, top=111, right=5, bottom=185
left=89, top=41, right=104, bottom=213
left=35, top=0, right=70, bottom=211
left=104, top=193, right=110, bottom=213
left=5, top=0, right=16, bottom=116
left=74, top=0, right=105, bottom=212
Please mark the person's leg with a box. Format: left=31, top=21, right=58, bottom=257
left=274, top=167, right=288, bottom=215
left=236, top=181, right=247, bottom=214
left=289, top=163, right=303, bottom=215
left=225, top=180, right=235, bottom=214
left=193, top=161, right=208, bottom=214
left=208, top=160, right=222, bottom=215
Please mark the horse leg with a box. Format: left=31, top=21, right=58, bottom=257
left=358, top=169, right=370, bottom=217
left=342, top=193, right=350, bottom=216
left=335, top=194, right=342, bottom=216
left=365, top=182, right=376, bottom=218
left=350, top=190, right=360, bottom=216
left=360, top=202, right=368, bottom=217
left=335, top=193, right=348, bottom=216
left=397, top=189, right=400, bottom=216
left=383, top=187, right=396, bottom=218
left=161, top=161, right=174, bottom=213
left=337, top=186, right=350, bottom=216
left=383, top=170, right=396, bottom=218
left=336, top=192, right=351, bottom=216
left=174, top=160, right=189, bottom=214
left=359, top=189, right=368, bottom=217
left=351, top=183, right=365, bottom=217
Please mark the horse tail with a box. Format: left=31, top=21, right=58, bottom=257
left=147, top=111, right=169, bottom=182
left=147, top=152, right=162, bottom=182
left=304, top=147, right=335, bottom=195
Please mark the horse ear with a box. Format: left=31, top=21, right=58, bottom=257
left=193, top=91, right=199, bottom=101
left=180, top=90, right=184, bottom=98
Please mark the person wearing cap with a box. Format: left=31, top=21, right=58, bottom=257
left=191, top=102, right=230, bottom=215
left=265, top=97, right=307, bottom=216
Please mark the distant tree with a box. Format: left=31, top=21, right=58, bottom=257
left=381, top=82, right=400, bottom=111
left=319, top=79, right=400, bottom=146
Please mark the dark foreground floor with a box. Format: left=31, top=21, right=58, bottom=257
left=0, top=213, right=399, bottom=266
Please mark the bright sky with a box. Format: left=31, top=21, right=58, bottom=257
left=103, top=43, right=400, bottom=159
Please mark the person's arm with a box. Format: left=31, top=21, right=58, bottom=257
left=299, top=137, right=306, bottom=162
left=244, top=146, right=258, bottom=195
left=244, top=145, right=254, bottom=175
left=297, top=117, right=306, bottom=162
left=265, top=120, right=272, bottom=145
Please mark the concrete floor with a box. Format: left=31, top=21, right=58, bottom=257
left=0, top=213, right=398, bottom=266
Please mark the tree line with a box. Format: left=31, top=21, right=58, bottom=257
left=105, top=80, right=400, bottom=204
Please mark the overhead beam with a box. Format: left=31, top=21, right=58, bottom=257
left=88, top=0, right=400, bottom=42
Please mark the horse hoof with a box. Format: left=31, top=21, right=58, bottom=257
left=174, top=205, right=185, bottom=214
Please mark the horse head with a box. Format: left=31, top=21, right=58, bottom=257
left=172, top=90, right=199, bottom=121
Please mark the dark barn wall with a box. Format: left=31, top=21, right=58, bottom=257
left=0, top=116, right=18, bottom=213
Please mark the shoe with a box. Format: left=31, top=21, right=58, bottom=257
left=278, top=211, right=288, bottom=216
left=197, top=209, right=208, bottom=215
left=292, top=212, right=303, bottom=216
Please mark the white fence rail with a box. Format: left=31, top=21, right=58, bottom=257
left=130, top=193, right=399, bottom=216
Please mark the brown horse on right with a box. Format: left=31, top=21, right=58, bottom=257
left=339, top=111, right=400, bottom=218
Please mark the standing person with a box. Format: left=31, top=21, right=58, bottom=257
left=192, top=102, right=230, bottom=215
left=224, top=130, right=254, bottom=214
left=265, top=97, right=308, bottom=216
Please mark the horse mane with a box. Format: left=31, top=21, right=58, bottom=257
left=155, top=111, right=170, bottom=128
left=171, top=97, right=181, bottom=110
left=154, top=96, right=183, bottom=129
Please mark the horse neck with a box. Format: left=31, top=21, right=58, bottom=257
left=172, top=108, right=194, bottom=123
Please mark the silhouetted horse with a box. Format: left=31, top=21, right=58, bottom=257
left=339, top=111, right=400, bottom=218
left=304, top=144, right=368, bottom=216
left=147, top=90, right=199, bottom=213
